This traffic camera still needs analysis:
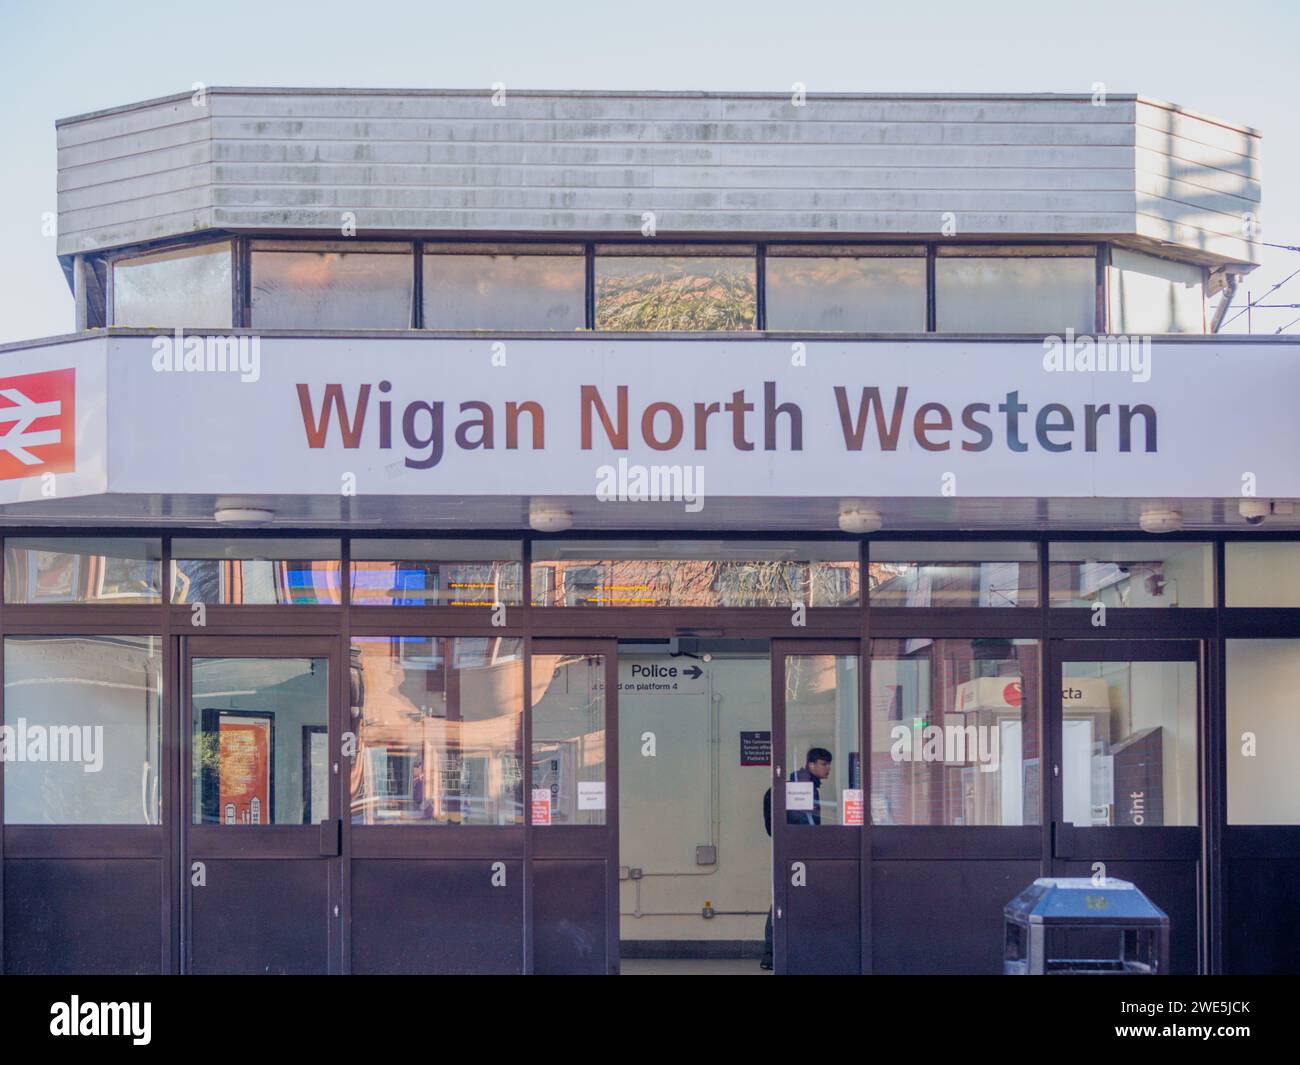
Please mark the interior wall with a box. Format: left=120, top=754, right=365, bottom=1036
left=1226, top=639, right=1300, bottom=824
left=618, top=651, right=771, bottom=944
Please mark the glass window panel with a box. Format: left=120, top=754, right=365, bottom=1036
left=192, top=656, right=328, bottom=825
left=765, top=256, right=926, bottom=331
left=172, top=539, right=341, bottom=605
left=1226, top=543, right=1300, bottom=607
left=871, top=639, right=1040, bottom=826
left=4, top=538, right=162, bottom=603
left=112, top=242, right=233, bottom=329
left=936, top=255, right=1095, bottom=333
left=1049, top=542, right=1213, bottom=608
left=423, top=252, right=585, bottom=330
left=4, top=636, right=162, bottom=824
left=1060, top=659, right=1197, bottom=827
left=350, top=539, right=523, bottom=606
left=530, top=652, right=607, bottom=825
left=349, top=636, right=523, bottom=825
left=251, top=248, right=412, bottom=328
left=1110, top=248, right=1205, bottom=334
left=595, top=256, right=756, bottom=331
left=1227, top=639, right=1300, bottom=824
left=870, top=542, right=1038, bottom=607
left=783, top=654, right=860, bottom=827
left=531, top=540, right=859, bottom=607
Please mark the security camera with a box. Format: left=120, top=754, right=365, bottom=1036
left=1239, top=499, right=1270, bottom=526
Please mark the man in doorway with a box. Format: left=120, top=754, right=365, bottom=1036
left=760, top=747, right=833, bottom=968
left=788, top=747, right=833, bottom=826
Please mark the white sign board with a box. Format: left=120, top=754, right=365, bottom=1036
left=787, top=781, right=815, bottom=811
left=577, top=781, right=606, bottom=811
left=102, top=336, right=1300, bottom=500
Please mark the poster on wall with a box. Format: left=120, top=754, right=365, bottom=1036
left=217, top=712, right=273, bottom=825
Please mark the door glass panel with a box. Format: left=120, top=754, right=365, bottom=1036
left=531, top=653, right=607, bottom=825
left=192, top=657, right=329, bottom=825
left=349, top=636, right=524, bottom=825
left=783, top=654, right=860, bottom=827
left=1061, top=659, right=1197, bottom=827
left=870, top=639, right=1041, bottom=826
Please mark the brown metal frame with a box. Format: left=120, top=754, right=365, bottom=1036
left=2, top=528, right=1299, bottom=973
left=179, top=634, right=344, bottom=974
left=770, top=637, right=864, bottom=975
left=527, top=637, right=619, bottom=974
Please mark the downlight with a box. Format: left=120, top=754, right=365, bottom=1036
left=213, top=505, right=275, bottom=526
left=838, top=502, right=883, bottom=534
left=529, top=500, right=573, bottom=532
left=1139, top=507, right=1183, bottom=534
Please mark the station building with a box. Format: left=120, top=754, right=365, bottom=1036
left=0, top=88, right=1297, bottom=974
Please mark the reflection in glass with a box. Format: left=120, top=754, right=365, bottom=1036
left=349, top=637, right=523, bottom=825
left=1227, top=639, right=1300, bottom=824
left=532, top=540, right=858, bottom=607
left=1061, top=660, right=1197, bottom=827
left=171, top=539, right=341, bottom=605
left=1050, top=542, right=1212, bottom=608
left=350, top=540, right=523, bottom=606
left=192, top=657, right=328, bottom=825
left=870, top=543, right=1038, bottom=608
left=936, top=254, right=1095, bottom=333
left=596, top=255, right=756, bottom=331
left=871, top=639, right=1040, bottom=826
left=765, top=255, right=926, bottom=331
left=784, top=655, right=860, bottom=827
left=423, top=251, right=585, bottom=330
left=4, top=636, right=162, bottom=824
left=251, top=246, right=412, bottom=328
left=4, top=538, right=162, bottom=603
left=531, top=653, right=607, bottom=825
left=113, top=242, right=233, bottom=329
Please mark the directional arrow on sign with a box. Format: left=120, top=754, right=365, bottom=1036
left=682, top=665, right=703, bottom=680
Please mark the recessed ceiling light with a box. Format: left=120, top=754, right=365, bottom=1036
left=1139, top=507, right=1182, bottom=534
left=838, top=501, right=882, bottom=534
left=529, top=500, right=573, bottom=532
left=214, top=506, right=275, bottom=526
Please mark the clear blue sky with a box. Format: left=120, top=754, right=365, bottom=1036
left=2, top=0, right=1296, bottom=342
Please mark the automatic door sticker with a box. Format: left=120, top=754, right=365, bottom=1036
left=577, top=781, right=606, bottom=811
left=786, top=781, right=814, bottom=811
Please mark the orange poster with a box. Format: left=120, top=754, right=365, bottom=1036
left=219, top=717, right=272, bottom=825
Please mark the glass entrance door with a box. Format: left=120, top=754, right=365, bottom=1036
left=1048, top=639, right=1202, bottom=973
left=528, top=639, right=618, bottom=973
left=182, top=637, right=341, bottom=974
left=771, top=640, right=864, bottom=974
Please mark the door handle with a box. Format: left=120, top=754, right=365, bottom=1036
left=319, top=818, right=342, bottom=856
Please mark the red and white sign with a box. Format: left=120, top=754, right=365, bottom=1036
left=530, top=787, right=552, bottom=826
left=0, top=368, right=75, bottom=480
left=843, top=788, right=864, bottom=826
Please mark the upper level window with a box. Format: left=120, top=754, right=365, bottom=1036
left=251, top=241, right=412, bottom=329
left=424, top=244, right=585, bottom=330
left=112, top=241, right=232, bottom=329
left=1109, top=248, right=1205, bottom=334
left=765, top=246, right=927, bottom=331
left=172, top=538, right=341, bottom=605
left=935, top=246, right=1096, bottom=334
left=595, top=245, right=756, bottom=331
left=4, top=537, right=162, bottom=604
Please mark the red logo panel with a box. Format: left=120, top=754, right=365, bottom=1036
left=0, top=368, right=76, bottom=480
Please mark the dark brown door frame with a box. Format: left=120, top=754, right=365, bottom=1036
left=1046, top=637, right=1205, bottom=970
left=527, top=637, right=620, bottom=974
left=179, top=634, right=344, bottom=974
left=770, top=637, right=863, bottom=975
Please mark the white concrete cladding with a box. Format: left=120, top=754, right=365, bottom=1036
left=55, top=90, right=1261, bottom=265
